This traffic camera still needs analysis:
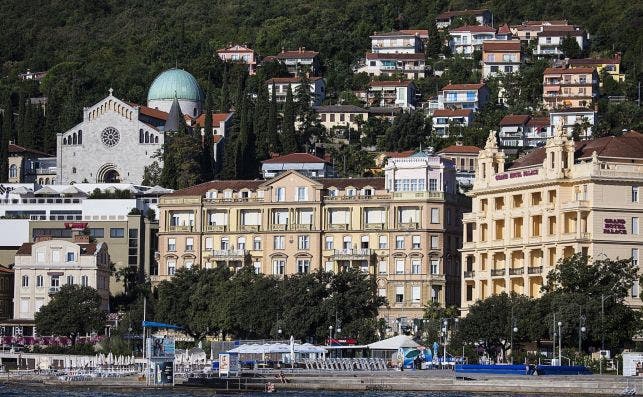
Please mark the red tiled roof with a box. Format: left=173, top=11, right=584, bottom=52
left=194, top=113, right=232, bottom=128
left=497, top=24, right=512, bottom=35
left=542, top=25, right=576, bottom=32
left=432, top=109, right=473, bottom=117
left=526, top=117, right=550, bottom=127
left=369, top=80, right=414, bottom=87
left=166, top=180, right=265, bottom=196
left=262, top=153, right=328, bottom=164
left=16, top=242, right=97, bottom=256
left=509, top=131, right=643, bottom=169
left=366, top=52, right=425, bottom=60
left=544, top=67, right=595, bottom=75
left=514, top=25, right=544, bottom=31
left=438, top=145, right=481, bottom=154
left=500, top=114, right=530, bottom=126
left=217, top=45, right=254, bottom=53
left=437, top=9, right=489, bottom=19
left=266, top=77, right=323, bottom=84
left=523, top=20, right=568, bottom=26
left=212, top=135, right=223, bottom=143
left=371, top=30, right=421, bottom=37
left=569, top=58, right=619, bottom=66
left=275, top=50, right=319, bottom=59
left=8, top=143, right=51, bottom=157
left=450, top=25, right=497, bottom=33
left=130, top=103, right=168, bottom=121
left=442, top=83, right=485, bottom=91
left=383, top=150, right=415, bottom=158
left=0, top=265, right=13, bottom=274
left=538, top=30, right=584, bottom=37
left=399, top=29, right=429, bottom=37
left=483, top=40, right=521, bottom=52
left=321, top=177, right=385, bottom=190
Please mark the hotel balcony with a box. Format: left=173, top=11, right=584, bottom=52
left=463, top=270, right=475, bottom=278
left=527, top=266, right=543, bottom=274
left=292, top=224, right=313, bottom=231
left=239, top=225, right=260, bottom=232
left=328, top=223, right=349, bottom=231
left=398, top=222, right=419, bottom=230
left=509, top=267, right=525, bottom=276
left=169, top=225, right=194, bottom=232
left=561, top=200, right=590, bottom=210
left=490, top=268, right=505, bottom=277
left=332, top=248, right=373, bottom=260
left=210, top=249, right=248, bottom=260
left=205, top=224, right=227, bottom=232
left=270, top=224, right=289, bottom=231
left=364, top=223, right=385, bottom=230
left=393, top=191, right=445, bottom=200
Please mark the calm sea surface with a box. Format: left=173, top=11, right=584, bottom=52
left=0, top=384, right=567, bottom=397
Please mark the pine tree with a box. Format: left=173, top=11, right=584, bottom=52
left=253, top=83, right=270, bottom=161
left=281, top=84, right=298, bottom=153
left=0, top=97, right=13, bottom=183
left=426, top=14, right=442, bottom=59
left=200, top=93, right=215, bottom=182
left=267, top=83, right=280, bottom=154
left=236, top=90, right=258, bottom=179
left=16, top=93, right=26, bottom=144
left=219, top=67, right=230, bottom=112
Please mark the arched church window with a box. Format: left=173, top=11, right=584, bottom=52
left=154, top=136, right=159, bottom=144
left=72, top=133, right=77, bottom=145
left=9, top=164, right=17, bottom=179
left=78, top=130, right=82, bottom=145
left=139, top=129, right=144, bottom=143
left=145, top=131, right=149, bottom=143
left=193, top=108, right=197, bottom=117
left=45, top=178, right=49, bottom=184
left=72, top=167, right=76, bottom=174
left=38, top=178, right=43, bottom=184
left=63, top=137, right=67, bottom=145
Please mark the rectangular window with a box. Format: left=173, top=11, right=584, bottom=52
left=168, top=238, right=176, bottom=252
left=371, top=234, right=384, bottom=250
left=296, top=187, right=308, bottom=201
left=431, top=208, right=440, bottom=224
left=395, top=286, right=404, bottom=303
left=633, top=186, right=639, bottom=203
left=378, top=261, right=387, bottom=274
left=52, top=250, right=60, bottom=262
left=253, top=237, right=262, bottom=250
left=272, top=259, right=285, bottom=275
left=36, top=251, right=45, bottom=262
left=633, top=217, right=639, bottom=235
left=395, top=259, right=404, bottom=274
left=186, top=237, right=194, bottom=251
left=67, top=275, right=74, bottom=285
left=66, top=252, right=75, bottom=262
left=297, top=259, right=310, bottom=274
left=253, top=261, right=261, bottom=274
left=361, top=235, right=369, bottom=249
left=167, top=259, right=176, bottom=275
left=411, top=259, right=421, bottom=274
left=466, top=285, right=473, bottom=301
left=221, top=237, right=229, bottom=250
left=110, top=228, right=125, bottom=238
left=20, top=298, right=29, bottom=313
left=412, top=286, right=421, bottom=302
left=205, top=237, right=213, bottom=250
left=431, top=235, right=439, bottom=249
left=298, top=235, right=310, bottom=250
left=274, top=236, right=285, bottom=250
left=325, top=236, right=333, bottom=250
left=378, top=288, right=386, bottom=298
left=237, top=237, right=245, bottom=250
left=633, top=248, right=639, bottom=268
left=50, top=275, right=60, bottom=288
left=325, top=261, right=334, bottom=272
left=430, top=259, right=439, bottom=274
left=275, top=187, right=285, bottom=202
left=395, top=236, right=404, bottom=249
left=81, top=275, right=89, bottom=286
left=412, top=235, right=421, bottom=249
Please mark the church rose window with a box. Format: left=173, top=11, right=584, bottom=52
left=101, top=127, right=120, bottom=147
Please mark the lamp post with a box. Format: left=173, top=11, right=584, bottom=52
left=578, top=314, right=586, bottom=354
left=510, top=325, right=518, bottom=364
left=443, top=319, right=448, bottom=365
left=557, top=321, right=562, bottom=364
left=328, top=325, right=334, bottom=341
left=600, top=293, right=612, bottom=375
left=277, top=328, right=282, bottom=341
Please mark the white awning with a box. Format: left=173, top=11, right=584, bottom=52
left=367, top=335, right=419, bottom=350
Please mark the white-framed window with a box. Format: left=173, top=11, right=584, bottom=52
left=221, top=237, right=229, bottom=250
left=430, top=259, right=439, bottom=274
left=395, top=259, right=404, bottom=274
left=20, top=298, right=29, bottom=314
left=36, top=251, right=45, bottom=262
left=274, top=236, right=285, bottom=250
left=66, top=252, right=75, bottom=262
left=325, top=236, right=333, bottom=250
left=21, top=275, right=29, bottom=287
left=361, top=235, right=369, bottom=249
left=253, top=261, right=261, bottom=274
left=67, top=275, right=74, bottom=285
left=36, top=275, right=44, bottom=287
left=429, top=179, right=437, bottom=191
left=412, top=286, right=421, bottom=302
left=167, top=259, right=176, bottom=275
left=633, top=186, right=639, bottom=203
left=378, top=261, right=387, bottom=274
left=205, top=237, right=213, bottom=250
left=272, top=259, right=285, bottom=275
left=379, top=235, right=388, bottom=249
left=275, top=187, right=286, bottom=202
left=273, top=209, right=289, bottom=225
left=223, top=189, right=232, bottom=199
left=411, top=259, right=421, bottom=274
left=253, top=237, right=262, bottom=250
left=395, top=236, right=404, bottom=249
left=431, top=287, right=439, bottom=303
left=633, top=217, right=639, bottom=235
left=50, top=275, right=60, bottom=288
left=186, top=237, right=194, bottom=251
left=35, top=298, right=44, bottom=313
left=52, top=250, right=60, bottom=262
left=342, top=236, right=352, bottom=249
left=324, top=261, right=334, bottom=272
left=395, top=286, right=404, bottom=303
left=378, top=288, right=386, bottom=298
left=237, top=237, right=246, bottom=250
left=412, top=235, right=421, bottom=249
left=431, top=235, right=439, bottom=249
left=81, top=275, right=89, bottom=286
left=167, top=238, right=176, bottom=251
left=431, top=208, right=440, bottom=224
left=298, top=235, right=310, bottom=250
left=297, top=259, right=310, bottom=273
left=8, top=164, right=17, bottom=179
left=296, top=187, right=308, bottom=201
left=633, top=248, right=639, bottom=268
left=184, top=259, right=194, bottom=269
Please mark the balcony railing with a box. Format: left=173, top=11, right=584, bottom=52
left=398, top=222, right=419, bottom=230
left=292, top=224, right=312, bottom=231
left=206, top=224, right=227, bottom=232
left=270, top=224, right=288, bottom=231
left=328, top=224, right=348, bottom=231
left=509, top=268, right=525, bottom=276
left=490, top=268, right=505, bottom=277
left=240, top=225, right=260, bottom=232
left=210, top=249, right=248, bottom=258
left=364, top=223, right=385, bottom=230
left=463, top=270, right=475, bottom=278
left=332, top=249, right=373, bottom=259
left=527, top=266, right=543, bottom=274
left=48, top=287, right=60, bottom=294
left=169, top=225, right=193, bottom=232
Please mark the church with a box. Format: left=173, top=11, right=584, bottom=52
left=56, top=69, right=232, bottom=185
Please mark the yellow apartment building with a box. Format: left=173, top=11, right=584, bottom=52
left=543, top=67, right=599, bottom=110
left=461, top=129, right=643, bottom=313
left=156, top=152, right=470, bottom=329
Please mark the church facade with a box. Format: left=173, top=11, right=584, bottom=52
left=56, top=69, right=207, bottom=185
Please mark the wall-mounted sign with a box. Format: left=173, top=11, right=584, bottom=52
left=495, top=169, right=538, bottom=181
left=604, top=218, right=626, bottom=234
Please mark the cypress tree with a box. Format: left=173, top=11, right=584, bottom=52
left=281, top=84, right=298, bottom=153
left=16, top=93, right=26, bottom=144
left=267, top=83, right=280, bottom=154
left=43, top=95, right=60, bottom=154
left=22, top=101, right=36, bottom=148
left=0, top=97, right=13, bottom=183
left=426, top=15, right=442, bottom=59
left=253, top=83, right=270, bottom=161
left=219, top=67, right=230, bottom=112
left=200, top=93, right=215, bottom=182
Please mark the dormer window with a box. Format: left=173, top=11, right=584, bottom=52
left=346, top=188, right=355, bottom=197
left=66, top=252, right=75, bottom=262
left=224, top=190, right=232, bottom=199
left=363, top=188, right=373, bottom=196
left=241, top=190, right=250, bottom=199
left=206, top=190, right=217, bottom=199
left=328, top=189, right=337, bottom=197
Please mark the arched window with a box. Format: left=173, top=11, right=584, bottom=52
left=8, top=164, right=17, bottom=179
left=72, top=167, right=77, bottom=174
left=139, top=129, right=144, bottom=143
left=38, top=178, right=43, bottom=184
left=72, top=132, right=77, bottom=145
left=63, top=137, right=67, bottom=145
left=145, top=131, right=149, bottom=143
left=44, top=178, right=49, bottom=184
left=52, top=178, right=56, bottom=184
left=154, top=136, right=159, bottom=144
left=78, top=130, right=82, bottom=144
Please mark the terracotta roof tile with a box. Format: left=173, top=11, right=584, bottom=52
left=371, top=30, right=421, bottom=37
left=275, top=50, right=319, bottom=59
left=266, top=77, right=323, bottom=84
left=526, top=117, right=550, bottom=127
left=569, top=58, right=620, bottom=66
left=166, top=180, right=265, bottom=197
left=497, top=24, right=512, bottom=35
left=262, top=153, right=328, bottom=164
left=544, top=67, right=595, bottom=75
left=16, top=242, right=97, bottom=256
left=442, top=83, right=486, bottom=91
left=130, top=103, right=168, bottom=121
left=500, top=114, right=530, bottom=126
left=194, top=113, right=233, bottom=128
left=450, top=25, right=496, bottom=33
left=8, top=143, right=51, bottom=157
left=398, top=29, right=429, bottom=37
left=432, top=109, right=473, bottom=117
left=217, top=45, right=254, bottom=53
left=383, top=150, right=415, bottom=158
left=438, top=145, right=481, bottom=154
left=483, top=40, right=521, bottom=52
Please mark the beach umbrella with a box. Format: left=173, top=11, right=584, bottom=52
left=10, top=186, right=32, bottom=195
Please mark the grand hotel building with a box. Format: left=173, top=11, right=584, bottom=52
left=156, top=152, right=469, bottom=326
left=461, top=130, right=642, bottom=312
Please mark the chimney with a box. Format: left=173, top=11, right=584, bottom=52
left=34, top=236, right=53, bottom=243
left=74, top=234, right=90, bottom=244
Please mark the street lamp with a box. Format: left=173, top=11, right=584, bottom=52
left=328, top=325, right=334, bottom=341
left=510, top=325, right=518, bottom=364
left=277, top=328, right=282, bottom=340
left=578, top=314, right=586, bottom=354
left=600, top=293, right=613, bottom=375
left=557, top=321, right=562, bottom=364
left=443, top=319, right=449, bottom=365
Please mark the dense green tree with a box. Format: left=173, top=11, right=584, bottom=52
left=267, top=84, right=280, bottom=154
left=234, top=90, right=258, bottom=179
left=295, top=74, right=323, bottom=150
left=281, top=84, right=298, bottom=153
left=200, top=93, right=215, bottom=181
left=253, top=83, right=271, bottom=161
left=560, top=35, right=582, bottom=59
left=0, top=96, right=13, bottom=183
left=34, top=285, right=107, bottom=345
left=426, top=14, right=442, bottom=59
left=218, top=67, right=230, bottom=112
left=594, top=101, right=643, bottom=136
left=378, top=111, right=430, bottom=151
left=329, top=144, right=376, bottom=177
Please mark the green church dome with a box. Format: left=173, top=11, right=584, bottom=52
left=147, top=69, right=203, bottom=102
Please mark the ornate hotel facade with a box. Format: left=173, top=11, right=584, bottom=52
left=461, top=130, right=643, bottom=312
left=156, top=152, right=469, bottom=327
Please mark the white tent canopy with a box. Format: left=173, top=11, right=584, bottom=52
left=228, top=342, right=327, bottom=354
left=367, top=335, right=419, bottom=350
